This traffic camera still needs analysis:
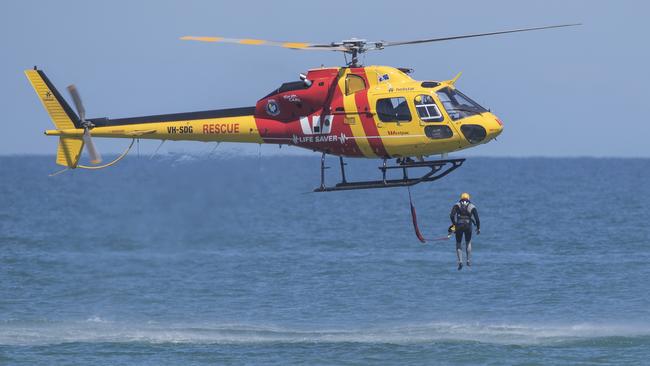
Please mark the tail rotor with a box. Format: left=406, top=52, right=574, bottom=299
left=66, top=85, right=102, bottom=164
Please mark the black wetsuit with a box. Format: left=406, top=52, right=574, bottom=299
left=450, top=200, right=480, bottom=265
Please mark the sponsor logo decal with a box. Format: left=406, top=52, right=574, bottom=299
left=388, top=87, right=415, bottom=93
left=292, top=132, right=347, bottom=145
left=291, top=115, right=347, bottom=145
left=299, top=115, right=333, bottom=135
left=378, top=73, right=390, bottom=82
left=283, top=94, right=301, bottom=103
left=387, top=130, right=409, bottom=136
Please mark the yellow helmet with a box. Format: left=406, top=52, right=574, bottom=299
left=460, top=192, right=471, bottom=201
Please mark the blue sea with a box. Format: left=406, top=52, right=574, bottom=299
left=1, top=155, right=649, bottom=365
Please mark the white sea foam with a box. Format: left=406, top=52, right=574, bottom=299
left=1, top=321, right=648, bottom=346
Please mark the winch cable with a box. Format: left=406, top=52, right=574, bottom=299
left=407, top=186, right=452, bottom=243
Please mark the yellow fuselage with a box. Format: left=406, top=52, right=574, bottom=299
left=29, top=66, right=503, bottom=166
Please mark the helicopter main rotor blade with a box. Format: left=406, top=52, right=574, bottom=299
left=378, top=24, right=581, bottom=49
left=180, top=24, right=580, bottom=67
left=66, top=84, right=86, bottom=122
left=180, top=36, right=347, bottom=51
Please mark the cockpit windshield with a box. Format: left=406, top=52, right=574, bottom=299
left=436, top=87, right=487, bottom=121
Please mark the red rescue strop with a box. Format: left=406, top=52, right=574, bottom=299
left=407, top=186, right=451, bottom=243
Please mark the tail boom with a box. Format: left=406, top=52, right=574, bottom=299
left=28, top=68, right=266, bottom=168
left=44, top=114, right=262, bottom=143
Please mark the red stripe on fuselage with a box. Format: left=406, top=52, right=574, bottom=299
left=252, top=70, right=365, bottom=157
left=323, top=72, right=363, bottom=156
left=353, top=69, right=389, bottom=158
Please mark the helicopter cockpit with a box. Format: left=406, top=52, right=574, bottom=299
left=436, top=87, right=487, bottom=121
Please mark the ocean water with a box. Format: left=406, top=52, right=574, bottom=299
left=1, top=155, right=649, bottom=365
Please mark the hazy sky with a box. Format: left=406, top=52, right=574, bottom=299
left=1, top=0, right=648, bottom=157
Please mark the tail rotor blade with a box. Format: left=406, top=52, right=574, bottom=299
left=66, top=84, right=86, bottom=122
left=67, top=84, right=100, bottom=164
left=82, top=129, right=102, bottom=164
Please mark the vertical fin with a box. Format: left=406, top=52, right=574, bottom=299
left=25, top=69, right=79, bottom=129
left=56, top=137, right=84, bottom=168
left=26, top=68, right=83, bottom=168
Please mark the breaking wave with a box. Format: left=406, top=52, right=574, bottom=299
left=1, top=319, right=648, bottom=346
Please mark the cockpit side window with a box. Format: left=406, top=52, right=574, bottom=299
left=345, top=74, right=366, bottom=95
left=414, top=94, right=443, bottom=122
left=376, top=97, right=412, bottom=122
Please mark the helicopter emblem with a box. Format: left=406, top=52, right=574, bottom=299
left=265, top=99, right=280, bottom=116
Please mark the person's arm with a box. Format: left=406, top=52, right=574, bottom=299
left=472, top=207, right=481, bottom=233
left=450, top=205, right=458, bottom=225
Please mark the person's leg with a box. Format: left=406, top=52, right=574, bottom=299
left=465, top=229, right=473, bottom=266
left=455, top=231, right=463, bottom=269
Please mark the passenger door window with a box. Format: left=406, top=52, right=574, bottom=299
left=345, top=74, right=366, bottom=95
left=376, top=97, right=412, bottom=122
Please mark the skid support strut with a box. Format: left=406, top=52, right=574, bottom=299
left=339, top=156, right=347, bottom=184
left=319, top=152, right=329, bottom=191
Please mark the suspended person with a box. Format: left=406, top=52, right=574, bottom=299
left=450, top=192, right=480, bottom=270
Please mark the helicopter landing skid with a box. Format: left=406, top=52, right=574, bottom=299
left=314, top=154, right=465, bottom=192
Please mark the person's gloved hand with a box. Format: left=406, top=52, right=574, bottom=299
left=476, top=228, right=481, bottom=235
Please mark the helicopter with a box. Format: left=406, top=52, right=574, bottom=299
left=26, top=24, right=578, bottom=192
